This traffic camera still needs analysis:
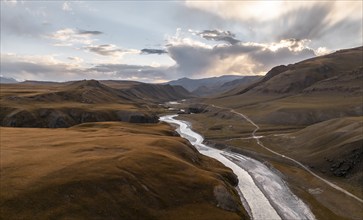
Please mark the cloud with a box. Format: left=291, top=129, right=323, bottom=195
left=185, top=1, right=362, bottom=24
left=164, top=30, right=317, bottom=77
left=2, top=0, right=18, bottom=6
left=315, top=47, right=330, bottom=56
left=276, top=4, right=332, bottom=40
left=48, top=28, right=100, bottom=46
left=88, top=64, right=168, bottom=82
left=0, top=53, right=169, bottom=82
left=78, top=30, right=103, bottom=35
left=166, top=28, right=212, bottom=49
left=48, top=29, right=138, bottom=58
left=62, top=1, right=72, bottom=11
left=185, top=1, right=362, bottom=50
left=161, top=1, right=362, bottom=79
left=0, top=53, right=86, bottom=81
left=167, top=45, right=213, bottom=77
left=141, top=49, right=168, bottom=55
left=67, top=56, right=84, bottom=64
left=192, top=29, right=240, bottom=45
left=84, top=44, right=139, bottom=57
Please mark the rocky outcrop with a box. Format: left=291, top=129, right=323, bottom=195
left=326, top=142, right=363, bottom=178
left=214, top=185, right=241, bottom=212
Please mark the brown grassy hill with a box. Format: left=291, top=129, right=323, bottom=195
left=230, top=46, right=362, bottom=96
left=0, top=80, right=191, bottom=128
left=101, top=80, right=193, bottom=102
left=22, top=80, right=134, bottom=104
left=11, top=80, right=192, bottom=104
left=125, top=83, right=192, bottom=102
left=266, top=116, right=363, bottom=185
left=303, top=66, right=363, bottom=95
left=209, top=46, right=363, bottom=126
left=0, top=122, right=247, bottom=219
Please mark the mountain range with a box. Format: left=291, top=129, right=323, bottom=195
left=0, top=77, right=18, bottom=84
left=1, top=46, right=362, bottom=220
left=0, top=80, right=192, bottom=128
left=166, top=75, right=261, bottom=96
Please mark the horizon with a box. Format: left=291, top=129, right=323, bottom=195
left=1, top=73, right=262, bottom=83
left=1, top=1, right=362, bottom=83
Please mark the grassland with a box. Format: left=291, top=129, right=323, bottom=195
left=0, top=121, right=247, bottom=219
left=0, top=80, right=248, bottom=219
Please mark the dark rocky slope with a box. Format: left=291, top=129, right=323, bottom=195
left=0, top=80, right=191, bottom=128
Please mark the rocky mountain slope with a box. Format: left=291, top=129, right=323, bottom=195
left=228, top=46, right=362, bottom=96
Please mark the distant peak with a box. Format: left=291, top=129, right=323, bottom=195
left=68, top=79, right=105, bottom=89
left=83, top=79, right=101, bottom=86
left=79, top=79, right=101, bottom=86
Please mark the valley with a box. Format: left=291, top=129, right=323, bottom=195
left=160, top=115, right=315, bottom=220
left=171, top=47, right=363, bottom=219
left=2, top=1, right=363, bottom=219
left=1, top=46, right=362, bottom=219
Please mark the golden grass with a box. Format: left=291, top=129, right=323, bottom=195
left=0, top=122, right=246, bottom=219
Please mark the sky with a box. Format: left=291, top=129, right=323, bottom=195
left=1, top=0, right=362, bottom=83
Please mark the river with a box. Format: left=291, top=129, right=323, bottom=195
left=159, top=114, right=315, bottom=220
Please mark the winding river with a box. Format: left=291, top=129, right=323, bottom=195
left=160, top=114, right=315, bottom=220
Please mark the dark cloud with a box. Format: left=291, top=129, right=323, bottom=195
left=78, top=30, right=103, bottom=35
left=141, top=49, right=168, bottom=55
left=83, top=44, right=134, bottom=56
left=249, top=47, right=315, bottom=69
left=197, top=29, right=240, bottom=45
left=167, top=45, right=213, bottom=77
left=166, top=40, right=316, bottom=77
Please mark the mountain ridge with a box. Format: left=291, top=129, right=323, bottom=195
left=0, top=77, right=18, bottom=84
left=227, top=46, right=362, bottom=96
left=0, top=80, right=192, bottom=128
left=167, top=75, right=261, bottom=97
